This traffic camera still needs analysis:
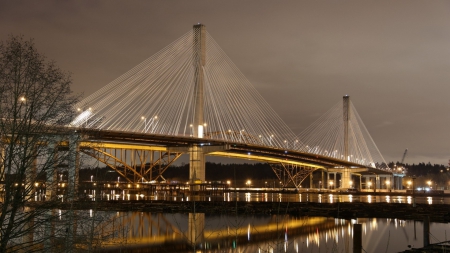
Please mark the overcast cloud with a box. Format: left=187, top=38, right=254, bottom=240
left=1, top=1, right=449, bottom=165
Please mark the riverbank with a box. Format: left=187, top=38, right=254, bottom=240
left=35, top=200, right=450, bottom=223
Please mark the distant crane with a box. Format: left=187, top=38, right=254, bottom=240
left=400, top=149, right=408, bottom=166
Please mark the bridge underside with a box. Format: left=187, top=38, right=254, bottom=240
left=72, top=129, right=391, bottom=188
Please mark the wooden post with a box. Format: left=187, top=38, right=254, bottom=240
left=353, top=223, right=362, bottom=253
left=423, top=216, right=430, bottom=247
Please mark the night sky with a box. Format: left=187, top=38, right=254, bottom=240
left=1, top=1, right=450, bottom=165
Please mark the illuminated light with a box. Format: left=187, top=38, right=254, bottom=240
left=20, top=96, right=26, bottom=102
left=34, top=183, right=39, bottom=187
left=198, top=125, right=204, bottom=138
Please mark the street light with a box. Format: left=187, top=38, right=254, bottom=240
left=427, top=180, right=432, bottom=189
left=368, top=181, right=372, bottom=189
left=349, top=181, right=353, bottom=188
left=329, top=181, right=334, bottom=190
left=407, top=180, right=412, bottom=189
left=91, top=175, right=93, bottom=182
left=386, top=180, right=390, bottom=190
left=246, top=180, right=251, bottom=188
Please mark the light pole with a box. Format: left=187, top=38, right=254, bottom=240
left=407, top=180, right=412, bottom=189
left=329, top=181, right=334, bottom=190
left=386, top=180, right=390, bottom=191
left=246, top=180, right=251, bottom=188
left=427, top=180, right=432, bottom=190
left=91, top=175, right=93, bottom=182
left=368, top=181, right=372, bottom=190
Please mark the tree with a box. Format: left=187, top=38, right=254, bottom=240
left=0, top=35, right=80, bottom=252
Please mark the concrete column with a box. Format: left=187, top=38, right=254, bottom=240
left=341, top=95, right=351, bottom=189
left=321, top=170, right=324, bottom=190
left=189, top=145, right=205, bottom=183
left=67, top=135, right=80, bottom=201
left=46, top=141, right=58, bottom=201
left=376, top=176, right=380, bottom=190
left=341, top=168, right=351, bottom=189
left=25, top=148, right=38, bottom=201
left=193, top=24, right=206, bottom=138
left=343, top=95, right=350, bottom=161
left=189, top=24, right=207, bottom=187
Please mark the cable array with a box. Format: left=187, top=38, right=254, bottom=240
left=71, top=27, right=388, bottom=168
left=71, top=30, right=299, bottom=150
left=297, top=99, right=389, bottom=170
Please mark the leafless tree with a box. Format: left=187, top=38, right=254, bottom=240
left=0, top=35, right=80, bottom=252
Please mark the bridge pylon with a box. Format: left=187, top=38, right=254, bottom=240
left=190, top=24, right=206, bottom=184
left=341, top=95, right=352, bottom=189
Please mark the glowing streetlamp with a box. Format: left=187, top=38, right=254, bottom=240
left=386, top=180, right=390, bottom=189
left=246, top=180, right=251, bottom=188
left=349, top=181, right=353, bottom=188
left=329, top=181, right=334, bottom=190
left=427, top=180, right=432, bottom=189
left=91, top=175, right=93, bottom=182
left=407, top=180, right=412, bottom=189
left=368, top=181, right=372, bottom=190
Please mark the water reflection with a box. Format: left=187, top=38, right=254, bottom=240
left=68, top=210, right=450, bottom=253
left=85, top=188, right=450, bottom=205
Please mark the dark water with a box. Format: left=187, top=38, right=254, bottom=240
left=77, top=191, right=450, bottom=252
left=89, top=211, right=449, bottom=253
left=126, top=191, right=449, bottom=205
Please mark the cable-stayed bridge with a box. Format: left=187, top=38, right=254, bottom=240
left=69, top=24, right=393, bottom=191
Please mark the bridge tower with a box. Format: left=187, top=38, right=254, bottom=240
left=190, top=24, right=206, bottom=183
left=341, top=95, right=352, bottom=189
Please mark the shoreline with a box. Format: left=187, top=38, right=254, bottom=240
left=31, top=200, right=450, bottom=223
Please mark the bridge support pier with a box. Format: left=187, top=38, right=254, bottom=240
left=341, top=168, right=352, bottom=189
left=67, top=135, right=80, bottom=201
left=189, top=145, right=205, bottom=183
